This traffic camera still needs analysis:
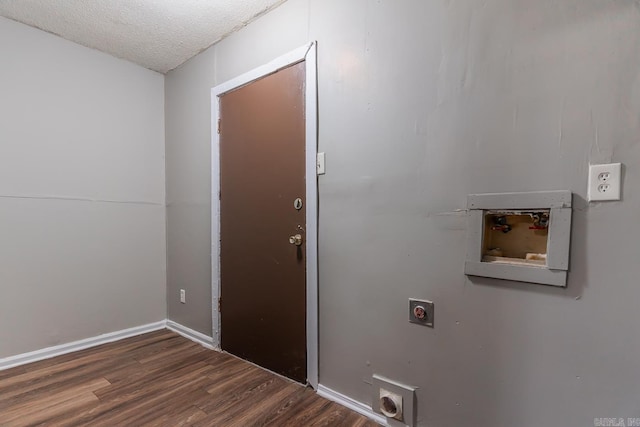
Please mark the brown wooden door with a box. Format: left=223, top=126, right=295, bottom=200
left=219, top=62, right=306, bottom=383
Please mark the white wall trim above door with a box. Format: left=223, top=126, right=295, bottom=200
left=210, top=42, right=319, bottom=389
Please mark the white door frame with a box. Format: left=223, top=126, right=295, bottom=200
left=210, top=42, right=318, bottom=388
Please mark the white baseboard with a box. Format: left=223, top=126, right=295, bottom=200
left=166, top=319, right=216, bottom=350
left=0, top=320, right=167, bottom=371
left=0, top=320, right=216, bottom=372
left=317, top=384, right=387, bottom=426
left=2, top=322, right=385, bottom=426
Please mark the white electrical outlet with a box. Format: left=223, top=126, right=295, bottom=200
left=180, top=289, right=186, bottom=304
left=588, top=163, right=622, bottom=202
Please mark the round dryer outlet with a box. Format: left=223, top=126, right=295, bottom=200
left=379, top=388, right=403, bottom=421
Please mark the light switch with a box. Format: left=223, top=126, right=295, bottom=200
left=316, top=152, right=325, bottom=175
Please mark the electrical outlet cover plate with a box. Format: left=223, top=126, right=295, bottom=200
left=588, top=163, right=622, bottom=202
left=372, top=375, right=417, bottom=427
left=409, top=298, right=434, bottom=327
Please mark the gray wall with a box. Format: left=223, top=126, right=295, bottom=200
left=0, top=17, right=167, bottom=358
left=165, top=1, right=640, bottom=426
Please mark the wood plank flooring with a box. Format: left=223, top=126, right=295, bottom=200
left=0, top=330, right=378, bottom=427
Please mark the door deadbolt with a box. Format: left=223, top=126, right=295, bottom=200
left=289, top=234, right=303, bottom=246
left=294, top=198, right=303, bottom=210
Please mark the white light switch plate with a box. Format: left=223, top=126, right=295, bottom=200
left=588, top=163, right=622, bottom=202
left=317, top=152, right=326, bottom=175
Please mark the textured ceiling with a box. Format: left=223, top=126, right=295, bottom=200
left=0, top=0, right=286, bottom=73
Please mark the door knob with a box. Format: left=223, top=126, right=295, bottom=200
left=289, top=234, right=303, bottom=246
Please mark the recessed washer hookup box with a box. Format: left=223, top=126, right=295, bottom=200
left=465, top=191, right=572, bottom=287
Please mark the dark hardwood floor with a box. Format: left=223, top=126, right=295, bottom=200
left=0, top=330, right=378, bottom=426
